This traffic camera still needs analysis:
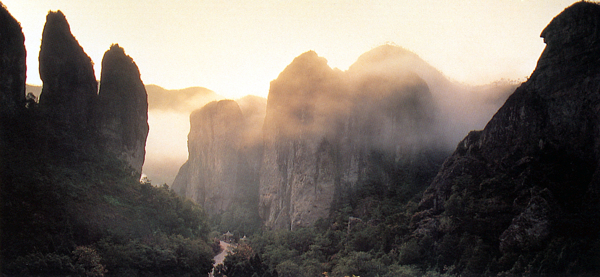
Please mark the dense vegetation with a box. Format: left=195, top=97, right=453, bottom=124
left=0, top=110, right=215, bottom=276
left=217, top=149, right=600, bottom=276
left=218, top=151, right=454, bottom=277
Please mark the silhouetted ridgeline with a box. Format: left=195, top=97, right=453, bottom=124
left=411, top=2, right=600, bottom=275
left=259, top=49, right=446, bottom=230
left=0, top=1, right=25, bottom=118
left=176, top=46, right=515, bottom=233
left=1, top=6, right=214, bottom=276
left=35, top=10, right=148, bottom=177
left=187, top=2, right=600, bottom=277
left=172, top=98, right=265, bottom=234
left=97, top=44, right=149, bottom=175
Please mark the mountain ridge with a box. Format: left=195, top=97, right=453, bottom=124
left=411, top=1, right=600, bottom=274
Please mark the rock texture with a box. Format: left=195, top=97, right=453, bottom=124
left=0, top=4, right=26, bottom=118
left=173, top=46, right=513, bottom=232
left=38, top=10, right=98, bottom=131
left=412, top=2, right=600, bottom=274
left=35, top=11, right=149, bottom=177
left=346, top=44, right=517, bottom=149
left=172, top=100, right=257, bottom=215
left=97, top=44, right=149, bottom=177
left=259, top=50, right=444, bottom=230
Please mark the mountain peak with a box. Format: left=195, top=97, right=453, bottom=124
left=541, top=1, right=600, bottom=47
left=274, top=50, right=331, bottom=82
left=413, top=2, right=600, bottom=274
left=0, top=2, right=26, bottom=117
left=352, top=44, right=418, bottom=65
left=97, top=44, right=148, bottom=177
left=530, top=1, right=600, bottom=92
left=38, top=9, right=97, bottom=131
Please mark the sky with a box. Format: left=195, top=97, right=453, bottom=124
left=1, top=0, right=578, bottom=99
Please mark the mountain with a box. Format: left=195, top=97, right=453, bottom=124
left=25, top=83, right=224, bottom=185
left=1, top=8, right=214, bottom=276
left=259, top=50, right=448, bottom=230
left=0, top=3, right=25, bottom=119
left=38, top=10, right=98, bottom=132
left=173, top=100, right=245, bottom=214
left=348, top=44, right=518, bottom=149
left=26, top=84, right=222, bottom=112
left=35, top=11, right=149, bottom=178
left=411, top=2, right=600, bottom=275
left=172, top=98, right=266, bottom=233
left=145, top=84, right=223, bottom=112
left=142, top=85, right=224, bottom=185
left=97, top=44, right=149, bottom=177
left=173, top=46, right=516, bottom=232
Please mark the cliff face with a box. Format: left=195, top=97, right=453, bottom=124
left=33, top=11, right=149, bottom=177
left=259, top=50, right=443, bottom=230
left=347, top=44, right=517, bottom=149
left=172, top=100, right=254, bottom=215
left=38, top=11, right=98, bottom=131
left=259, top=51, right=344, bottom=230
left=97, top=44, right=149, bottom=177
left=0, top=4, right=26, bottom=118
left=413, top=2, right=600, bottom=274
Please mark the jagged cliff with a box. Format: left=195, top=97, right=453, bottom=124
left=0, top=3, right=25, bottom=119
left=171, top=45, right=512, bottom=231
left=34, top=11, right=149, bottom=176
left=172, top=100, right=258, bottom=215
left=97, top=44, right=149, bottom=177
left=259, top=50, right=445, bottom=230
left=38, top=10, right=98, bottom=132
left=259, top=51, right=345, bottom=230
left=412, top=2, right=600, bottom=275
left=347, top=44, right=517, bottom=149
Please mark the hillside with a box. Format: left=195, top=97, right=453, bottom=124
left=217, top=2, right=600, bottom=277
left=1, top=7, right=215, bottom=276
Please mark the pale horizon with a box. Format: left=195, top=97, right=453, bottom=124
left=2, top=0, right=580, bottom=185
left=2, top=0, right=577, bottom=99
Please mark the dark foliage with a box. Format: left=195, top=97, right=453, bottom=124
left=214, top=244, right=277, bottom=277
left=1, top=108, right=213, bottom=276
left=243, top=151, right=448, bottom=277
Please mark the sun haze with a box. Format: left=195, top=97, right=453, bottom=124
left=1, top=0, right=577, bottom=99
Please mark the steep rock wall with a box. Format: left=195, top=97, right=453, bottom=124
left=38, top=11, right=97, bottom=132
left=173, top=100, right=249, bottom=215
left=259, top=50, right=443, bottom=230
left=412, top=2, right=600, bottom=274
left=97, top=44, right=149, bottom=177
left=0, top=4, right=26, bottom=118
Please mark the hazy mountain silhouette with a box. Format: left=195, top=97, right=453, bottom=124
left=412, top=2, right=600, bottom=275
left=145, top=84, right=223, bottom=112
left=1, top=7, right=214, bottom=276
left=0, top=2, right=25, bottom=118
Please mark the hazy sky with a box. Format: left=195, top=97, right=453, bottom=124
left=2, top=0, right=576, bottom=99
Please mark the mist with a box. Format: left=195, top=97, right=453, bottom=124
left=345, top=45, right=518, bottom=150
left=26, top=44, right=515, bottom=187
left=152, top=45, right=517, bottom=188
left=141, top=85, right=224, bottom=185
left=261, top=45, right=517, bottom=159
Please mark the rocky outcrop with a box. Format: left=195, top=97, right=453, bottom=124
left=259, top=50, right=444, bottom=230
left=33, top=11, right=150, bottom=177
left=0, top=4, right=26, bottom=118
left=346, top=44, right=517, bottom=149
left=259, top=51, right=344, bottom=230
left=97, top=44, right=148, bottom=177
left=38, top=10, right=98, bottom=131
left=172, top=100, right=253, bottom=215
left=236, top=95, right=267, bottom=185
left=412, top=2, right=600, bottom=274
